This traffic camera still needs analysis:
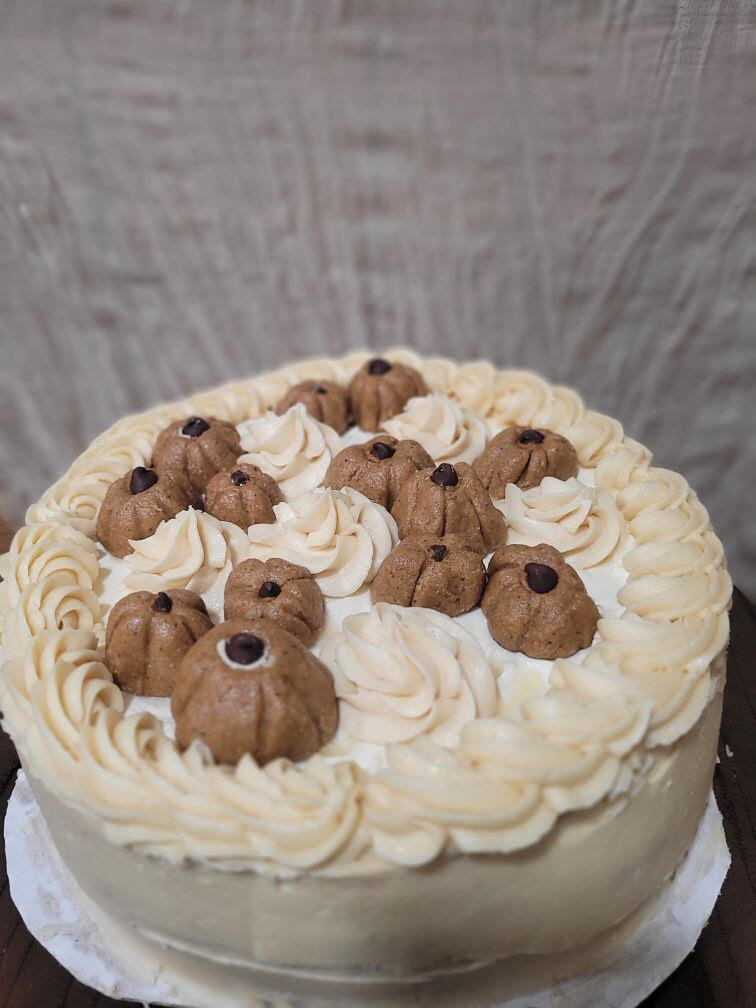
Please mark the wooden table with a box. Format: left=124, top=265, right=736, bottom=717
left=0, top=515, right=754, bottom=1007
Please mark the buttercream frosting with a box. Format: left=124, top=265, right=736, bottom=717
left=237, top=404, right=340, bottom=498
left=247, top=488, right=398, bottom=598
left=382, top=394, right=488, bottom=465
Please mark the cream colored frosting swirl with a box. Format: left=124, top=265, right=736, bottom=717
left=489, top=370, right=552, bottom=429
left=500, top=476, right=626, bottom=568
left=0, top=524, right=98, bottom=613
left=595, top=438, right=652, bottom=494
left=187, top=380, right=268, bottom=425
left=248, top=487, right=398, bottom=597
left=124, top=508, right=250, bottom=612
left=382, top=394, right=488, bottom=465
left=321, top=604, right=498, bottom=746
left=237, top=403, right=341, bottom=498
left=563, top=410, right=624, bottom=467
left=3, top=573, right=101, bottom=660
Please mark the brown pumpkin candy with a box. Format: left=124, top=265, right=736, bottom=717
left=472, top=426, right=578, bottom=496
left=322, top=435, right=434, bottom=509
left=482, top=543, right=599, bottom=659
left=152, top=416, right=242, bottom=501
left=371, top=534, right=486, bottom=617
left=391, top=462, right=507, bottom=556
left=275, top=379, right=351, bottom=435
left=203, top=463, right=283, bottom=529
left=97, top=466, right=191, bottom=558
left=224, top=558, right=325, bottom=646
left=348, top=357, right=428, bottom=431
left=105, top=589, right=212, bottom=696
left=172, top=618, right=338, bottom=766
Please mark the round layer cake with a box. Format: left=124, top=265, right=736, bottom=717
left=0, top=351, right=731, bottom=999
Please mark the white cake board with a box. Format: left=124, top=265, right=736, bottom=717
left=5, top=771, right=730, bottom=1008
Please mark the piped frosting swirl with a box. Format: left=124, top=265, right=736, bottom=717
left=382, top=394, right=488, bottom=465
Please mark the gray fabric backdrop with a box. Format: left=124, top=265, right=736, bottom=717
left=1, top=0, right=754, bottom=595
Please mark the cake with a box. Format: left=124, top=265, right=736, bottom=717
left=0, top=351, right=731, bottom=1003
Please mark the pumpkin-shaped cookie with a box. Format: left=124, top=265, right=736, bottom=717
left=275, top=379, right=351, bottom=435
left=172, top=618, right=338, bottom=766
left=97, top=466, right=191, bottom=558
left=322, top=435, right=434, bottom=509
left=348, top=357, right=428, bottom=430
left=371, top=534, right=486, bottom=617
left=105, top=588, right=212, bottom=696
left=482, top=543, right=599, bottom=659
left=224, top=558, right=325, bottom=646
left=152, top=416, right=242, bottom=501
left=391, top=462, right=507, bottom=555
left=203, top=463, right=283, bottom=529
left=472, top=427, right=578, bottom=496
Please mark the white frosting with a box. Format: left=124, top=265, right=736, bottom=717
left=237, top=403, right=340, bottom=498
left=247, top=487, right=398, bottom=598
left=500, top=476, right=627, bottom=568
left=320, top=604, right=498, bottom=746
left=123, top=508, right=250, bottom=619
left=382, top=393, right=487, bottom=464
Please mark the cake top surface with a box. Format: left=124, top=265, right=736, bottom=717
left=0, top=350, right=730, bottom=876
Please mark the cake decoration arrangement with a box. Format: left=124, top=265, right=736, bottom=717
left=274, top=378, right=352, bottom=434
left=382, top=393, right=488, bottom=465
left=371, top=533, right=486, bottom=617
left=96, top=466, right=191, bottom=558
left=237, top=403, right=341, bottom=497
left=348, top=356, right=428, bottom=429
left=482, top=542, right=600, bottom=658
left=171, top=618, right=338, bottom=765
left=224, top=557, right=325, bottom=646
left=322, top=434, right=434, bottom=508
left=391, top=461, right=508, bottom=554
left=202, top=462, right=283, bottom=529
left=105, top=588, right=213, bottom=696
left=151, top=416, right=242, bottom=501
left=0, top=351, right=732, bottom=1004
left=472, top=425, right=579, bottom=495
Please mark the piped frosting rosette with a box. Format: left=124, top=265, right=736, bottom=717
left=382, top=394, right=488, bottom=465
left=321, top=604, right=498, bottom=746
left=500, top=476, right=626, bottom=568
left=123, top=508, right=250, bottom=617
left=237, top=403, right=340, bottom=498
left=248, top=487, right=398, bottom=597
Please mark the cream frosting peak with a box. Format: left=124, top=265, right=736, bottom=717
left=123, top=508, right=250, bottom=616
left=501, top=476, right=626, bottom=568
left=321, top=604, right=498, bottom=746
left=382, top=394, right=488, bottom=465
left=237, top=404, right=340, bottom=498
left=247, top=488, right=398, bottom=598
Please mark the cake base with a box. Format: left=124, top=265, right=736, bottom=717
left=6, top=771, right=729, bottom=1008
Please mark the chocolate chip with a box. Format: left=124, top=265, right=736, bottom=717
left=371, top=441, right=396, bottom=460
left=519, top=429, right=545, bottom=445
left=367, top=358, right=392, bottom=376
left=430, top=463, right=459, bottom=487
left=129, top=467, right=158, bottom=495
left=181, top=416, right=210, bottom=438
left=231, top=470, right=249, bottom=486
left=153, top=591, right=173, bottom=613
left=225, top=632, right=265, bottom=665
left=524, top=562, right=559, bottom=594
left=258, top=580, right=282, bottom=599
left=429, top=544, right=447, bottom=562
left=315, top=386, right=328, bottom=395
